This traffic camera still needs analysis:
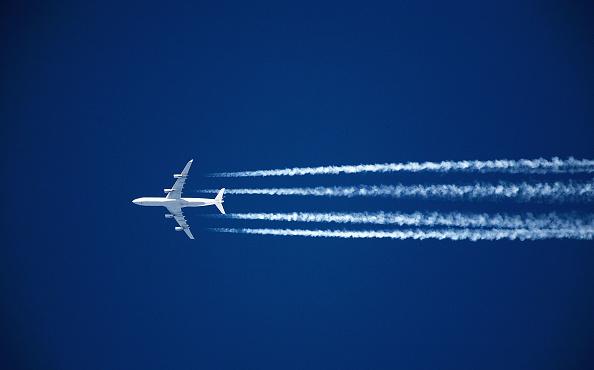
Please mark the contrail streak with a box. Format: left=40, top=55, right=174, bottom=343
left=199, top=181, right=594, bottom=201
left=211, top=227, right=594, bottom=241
left=209, top=157, right=594, bottom=177
left=220, top=212, right=594, bottom=229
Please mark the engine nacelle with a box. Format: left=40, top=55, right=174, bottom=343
left=175, top=227, right=183, bottom=231
left=164, top=188, right=174, bottom=193
left=173, top=174, right=185, bottom=179
left=165, top=214, right=174, bottom=219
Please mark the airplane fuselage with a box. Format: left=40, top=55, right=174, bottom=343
left=132, top=197, right=219, bottom=208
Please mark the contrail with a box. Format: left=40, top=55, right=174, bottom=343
left=199, top=181, right=594, bottom=201
left=209, top=157, right=594, bottom=177
left=211, top=227, right=594, bottom=241
left=220, top=212, right=594, bottom=229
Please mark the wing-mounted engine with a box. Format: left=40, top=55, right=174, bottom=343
left=165, top=214, right=174, bottom=219
left=167, top=160, right=193, bottom=200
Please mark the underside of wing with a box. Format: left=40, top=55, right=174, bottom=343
left=166, top=206, right=195, bottom=239
left=166, top=159, right=193, bottom=199
left=181, top=226, right=194, bottom=239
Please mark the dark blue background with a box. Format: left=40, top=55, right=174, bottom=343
left=2, top=1, right=593, bottom=369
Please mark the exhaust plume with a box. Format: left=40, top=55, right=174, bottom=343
left=211, top=227, right=594, bottom=241
left=210, top=157, right=594, bottom=177
left=220, top=211, right=594, bottom=229
left=199, top=181, right=594, bottom=202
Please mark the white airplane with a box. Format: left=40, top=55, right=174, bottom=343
left=132, top=159, right=224, bottom=239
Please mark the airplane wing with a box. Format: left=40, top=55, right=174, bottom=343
left=167, top=205, right=195, bottom=239
left=166, top=159, right=193, bottom=199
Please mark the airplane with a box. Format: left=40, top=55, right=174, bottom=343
left=132, top=159, right=224, bottom=239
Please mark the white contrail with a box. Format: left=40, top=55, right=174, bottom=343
left=220, top=212, right=594, bottom=229
left=211, top=227, right=594, bottom=241
left=199, top=181, right=594, bottom=201
left=209, top=157, right=594, bottom=177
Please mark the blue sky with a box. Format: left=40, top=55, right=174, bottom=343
left=1, top=1, right=593, bottom=369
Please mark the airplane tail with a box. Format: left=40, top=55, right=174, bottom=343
left=214, top=188, right=225, bottom=214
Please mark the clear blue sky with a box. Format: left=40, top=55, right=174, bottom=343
left=1, top=1, right=593, bottom=369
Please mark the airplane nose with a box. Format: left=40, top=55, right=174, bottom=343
left=132, top=199, right=139, bottom=205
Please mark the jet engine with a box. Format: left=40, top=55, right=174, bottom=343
left=173, top=174, right=185, bottom=179
left=164, top=188, right=173, bottom=193
left=175, top=227, right=183, bottom=231
left=165, top=214, right=174, bottom=219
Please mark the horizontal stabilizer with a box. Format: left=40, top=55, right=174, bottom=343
left=215, top=188, right=225, bottom=214
left=215, top=202, right=225, bottom=215
left=215, top=188, right=225, bottom=202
